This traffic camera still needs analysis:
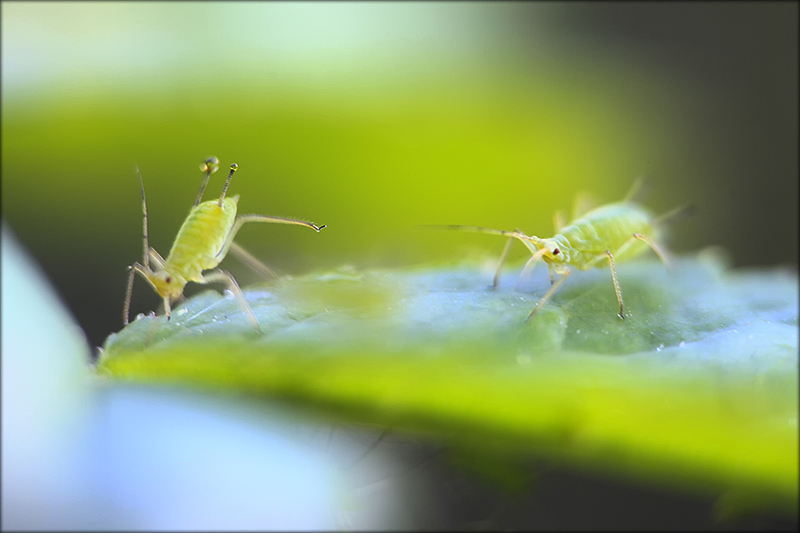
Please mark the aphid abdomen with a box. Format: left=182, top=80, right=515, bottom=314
left=164, top=196, right=239, bottom=281
left=560, top=203, right=656, bottom=267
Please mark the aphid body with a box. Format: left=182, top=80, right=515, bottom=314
left=528, top=201, right=658, bottom=273
left=438, top=182, right=686, bottom=320
left=146, top=193, right=239, bottom=302
left=124, top=157, right=325, bottom=331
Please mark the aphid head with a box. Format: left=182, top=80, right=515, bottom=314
left=530, top=237, right=566, bottom=262
left=147, top=270, right=186, bottom=300
left=543, top=238, right=565, bottom=261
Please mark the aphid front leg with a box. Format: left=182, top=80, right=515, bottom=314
left=123, top=264, right=139, bottom=325
left=201, top=269, right=261, bottom=333
left=124, top=262, right=155, bottom=325
left=493, top=236, right=515, bottom=289
left=162, top=295, right=172, bottom=320
left=526, top=269, right=572, bottom=321
left=515, top=246, right=548, bottom=291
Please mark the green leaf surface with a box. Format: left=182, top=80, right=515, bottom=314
left=98, top=253, right=798, bottom=516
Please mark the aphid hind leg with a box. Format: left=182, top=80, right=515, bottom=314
left=228, top=241, right=279, bottom=280
left=216, top=214, right=326, bottom=262
left=526, top=269, right=572, bottom=321
left=616, top=232, right=671, bottom=268
left=632, top=233, right=671, bottom=267
left=201, top=269, right=261, bottom=333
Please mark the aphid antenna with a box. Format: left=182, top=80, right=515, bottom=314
left=134, top=164, right=150, bottom=271
left=526, top=235, right=547, bottom=246
left=219, top=163, right=238, bottom=206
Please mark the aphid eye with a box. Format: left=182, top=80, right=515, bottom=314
left=553, top=248, right=560, bottom=255
left=165, top=276, right=172, bottom=283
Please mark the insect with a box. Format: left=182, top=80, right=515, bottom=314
left=436, top=181, right=690, bottom=320
left=123, top=157, right=326, bottom=332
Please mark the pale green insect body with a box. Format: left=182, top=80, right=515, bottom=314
left=550, top=202, right=658, bottom=269
left=123, top=158, right=326, bottom=331
left=436, top=183, right=680, bottom=320
left=150, top=196, right=240, bottom=301
left=510, top=202, right=659, bottom=281
left=166, top=196, right=239, bottom=279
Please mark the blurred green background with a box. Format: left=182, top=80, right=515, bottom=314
left=2, top=2, right=797, bottom=349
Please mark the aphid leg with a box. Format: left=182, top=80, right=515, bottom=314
left=124, top=166, right=159, bottom=325
left=572, top=191, right=599, bottom=220
left=492, top=236, right=515, bottom=289
left=606, top=251, right=624, bottom=319
left=632, top=233, right=671, bottom=267
left=123, top=265, right=138, bottom=325
left=216, top=214, right=326, bottom=261
left=653, top=204, right=696, bottom=228
left=526, top=269, right=572, bottom=321
left=123, top=262, right=153, bottom=325
left=548, top=263, right=555, bottom=285
left=228, top=241, right=279, bottom=279
left=202, top=269, right=261, bottom=333
left=623, top=177, right=654, bottom=204
left=553, top=210, right=567, bottom=233
left=163, top=296, right=172, bottom=321
left=515, top=246, right=548, bottom=290
left=195, top=156, right=220, bottom=206
left=616, top=232, right=672, bottom=268
left=586, top=250, right=625, bottom=319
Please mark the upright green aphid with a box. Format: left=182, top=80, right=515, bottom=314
left=123, top=157, right=326, bottom=332
left=437, top=181, right=690, bottom=320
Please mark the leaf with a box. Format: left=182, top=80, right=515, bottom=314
left=97, top=253, right=799, bottom=517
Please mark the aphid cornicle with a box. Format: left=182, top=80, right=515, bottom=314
left=438, top=181, right=690, bottom=321
left=123, top=157, right=326, bottom=332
